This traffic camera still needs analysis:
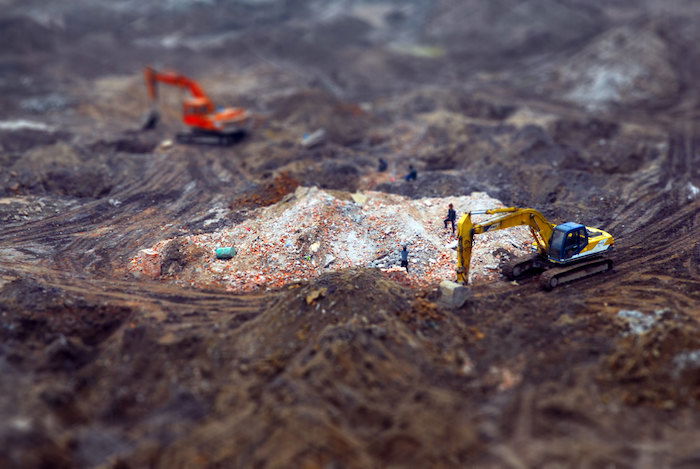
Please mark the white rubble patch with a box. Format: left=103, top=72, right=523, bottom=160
left=10, top=417, right=32, bottom=432
left=672, top=350, right=700, bottom=378
left=202, top=205, right=229, bottom=227
left=21, top=94, right=70, bottom=112
left=0, top=120, right=54, bottom=132
left=128, top=187, right=534, bottom=292
left=566, top=65, right=641, bottom=111
left=557, top=27, right=677, bottom=111
left=616, top=309, right=667, bottom=335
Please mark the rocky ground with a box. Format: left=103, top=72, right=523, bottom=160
left=0, top=0, right=699, bottom=467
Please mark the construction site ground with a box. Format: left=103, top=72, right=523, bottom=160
left=1, top=1, right=700, bottom=467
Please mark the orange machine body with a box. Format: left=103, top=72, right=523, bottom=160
left=144, top=67, right=249, bottom=133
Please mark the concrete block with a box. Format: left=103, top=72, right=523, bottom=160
left=439, top=280, right=470, bottom=308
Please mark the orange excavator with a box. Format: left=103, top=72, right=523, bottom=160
left=141, top=66, right=250, bottom=145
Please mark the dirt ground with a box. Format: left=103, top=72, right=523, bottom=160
left=1, top=1, right=699, bottom=467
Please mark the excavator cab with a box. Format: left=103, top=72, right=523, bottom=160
left=548, top=222, right=588, bottom=262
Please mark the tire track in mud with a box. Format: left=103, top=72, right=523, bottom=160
left=460, top=123, right=700, bottom=465
left=0, top=144, right=267, bottom=315
left=0, top=147, right=251, bottom=271
left=468, top=128, right=699, bottom=317
left=574, top=130, right=699, bottom=314
left=0, top=260, right=274, bottom=318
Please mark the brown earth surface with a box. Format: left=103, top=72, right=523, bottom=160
left=1, top=1, right=699, bottom=467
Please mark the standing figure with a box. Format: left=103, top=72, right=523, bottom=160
left=400, top=245, right=409, bottom=273
left=378, top=158, right=388, bottom=172
left=444, top=203, right=457, bottom=234
left=404, top=165, right=417, bottom=181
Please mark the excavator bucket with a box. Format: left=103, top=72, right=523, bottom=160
left=141, top=109, right=160, bottom=130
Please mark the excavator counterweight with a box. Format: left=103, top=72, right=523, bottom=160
left=456, top=207, right=614, bottom=290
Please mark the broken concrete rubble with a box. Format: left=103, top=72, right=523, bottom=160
left=128, top=187, right=533, bottom=292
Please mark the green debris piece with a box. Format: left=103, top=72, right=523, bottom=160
left=215, top=247, right=237, bottom=259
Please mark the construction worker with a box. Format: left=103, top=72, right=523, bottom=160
left=400, top=245, right=409, bottom=273
left=378, top=158, right=388, bottom=172
left=444, top=203, right=457, bottom=234
left=404, top=165, right=417, bottom=181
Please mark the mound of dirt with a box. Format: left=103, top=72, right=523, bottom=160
left=0, top=122, right=70, bottom=154
left=90, top=269, right=484, bottom=467
left=426, top=0, right=603, bottom=60
left=269, top=89, right=376, bottom=146
left=128, top=186, right=533, bottom=291
left=0, top=196, right=77, bottom=224
left=0, top=16, right=64, bottom=54
left=3, top=139, right=153, bottom=198
left=7, top=143, right=113, bottom=198
left=601, top=311, right=700, bottom=407
left=553, top=27, right=679, bottom=110
left=0, top=278, right=132, bottom=351
left=229, top=268, right=414, bottom=362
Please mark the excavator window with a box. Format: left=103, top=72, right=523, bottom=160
left=550, top=230, right=566, bottom=256
left=184, top=103, right=208, bottom=116
left=550, top=224, right=588, bottom=260
left=563, top=228, right=587, bottom=258
left=565, top=233, right=577, bottom=258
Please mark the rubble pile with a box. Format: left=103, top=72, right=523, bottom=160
left=128, top=187, right=534, bottom=291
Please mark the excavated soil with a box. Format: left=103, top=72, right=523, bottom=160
left=1, top=1, right=699, bottom=468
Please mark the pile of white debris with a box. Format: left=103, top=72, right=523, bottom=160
left=128, top=187, right=534, bottom=292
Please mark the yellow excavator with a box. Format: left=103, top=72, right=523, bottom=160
left=456, top=207, right=614, bottom=289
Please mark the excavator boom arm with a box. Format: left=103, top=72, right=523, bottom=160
left=456, top=207, right=555, bottom=283
left=143, top=66, right=213, bottom=111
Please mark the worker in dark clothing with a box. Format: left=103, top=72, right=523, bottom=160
left=378, top=158, right=388, bottom=172
left=404, top=165, right=417, bottom=181
left=444, top=203, right=457, bottom=234
left=400, top=245, right=409, bottom=273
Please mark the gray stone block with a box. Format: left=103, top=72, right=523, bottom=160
left=439, top=280, right=470, bottom=308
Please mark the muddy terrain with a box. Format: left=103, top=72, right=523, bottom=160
left=1, top=1, right=699, bottom=467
